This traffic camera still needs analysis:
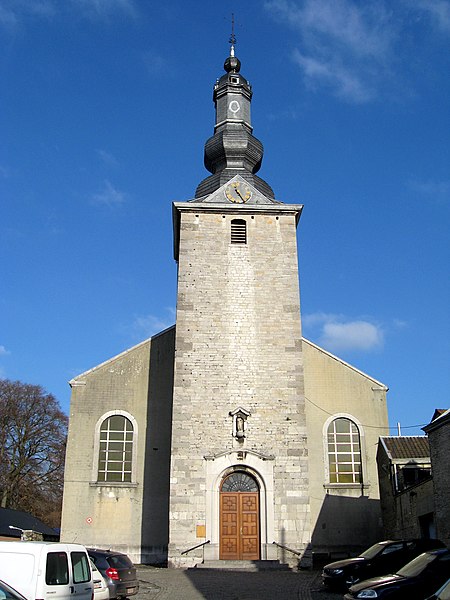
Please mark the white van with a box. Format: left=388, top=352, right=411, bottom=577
left=0, top=542, right=93, bottom=600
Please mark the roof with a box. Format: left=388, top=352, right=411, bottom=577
left=431, top=408, right=447, bottom=420
left=0, top=508, right=58, bottom=538
left=380, top=436, right=430, bottom=461
left=423, top=408, right=450, bottom=434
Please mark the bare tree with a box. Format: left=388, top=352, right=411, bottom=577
left=0, top=379, right=68, bottom=528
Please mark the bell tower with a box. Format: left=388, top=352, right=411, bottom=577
left=169, top=40, right=310, bottom=567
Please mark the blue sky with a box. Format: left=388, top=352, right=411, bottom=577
left=1, top=0, right=449, bottom=436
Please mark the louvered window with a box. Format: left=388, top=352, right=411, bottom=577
left=231, top=219, right=247, bottom=244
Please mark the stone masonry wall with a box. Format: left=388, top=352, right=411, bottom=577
left=169, top=207, right=310, bottom=564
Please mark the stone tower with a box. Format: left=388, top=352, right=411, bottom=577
left=169, top=44, right=311, bottom=567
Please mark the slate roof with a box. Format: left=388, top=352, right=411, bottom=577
left=380, top=436, right=430, bottom=460
left=431, top=408, right=448, bottom=420
left=0, top=507, right=58, bottom=539
left=423, top=408, right=450, bottom=434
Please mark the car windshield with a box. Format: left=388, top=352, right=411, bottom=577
left=360, top=543, right=388, bottom=560
left=437, top=580, right=450, bottom=600
left=397, top=552, right=436, bottom=577
left=0, top=582, right=24, bottom=600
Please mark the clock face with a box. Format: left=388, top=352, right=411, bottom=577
left=229, top=100, right=241, bottom=114
left=225, top=181, right=252, bottom=203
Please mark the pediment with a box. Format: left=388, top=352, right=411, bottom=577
left=193, top=175, right=282, bottom=206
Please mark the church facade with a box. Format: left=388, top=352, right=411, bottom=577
left=61, top=47, right=389, bottom=568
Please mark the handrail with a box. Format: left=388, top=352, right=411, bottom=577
left=181, top=540, right=211, bottom=555
left=272, top=541, right=301, bottom=556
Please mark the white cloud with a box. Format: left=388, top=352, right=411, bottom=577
left=265, top=0, right=396, bottom=103
left=70, top=0, right=137, bottom=19
left=303, top=312, right=384, bottom=352
left=292, top=50, right=374, bottom=103
left=0, top=0, right=136, bottom=28
left=302, top=311, right=340, bottom=327
left=0, top=5, right=18, bottom=27
left=0, top=345, right=10, bottom=356
left=92, top=180, right=127, bottom=207
left=0, top=0, right=55, bottom=27
left=96, top=149, right=119, bottom=167
left=393, top=318, right=408, bottom=329
left=414, top=0, right=450, bottom=33
left=131, top=309, right=175, bottom=339
left=0, top=165, right=11, bottom=178
left=321, top=320, right=384, bottom=351
left=293, top=0, right=392, bottom=57
left=409, top=179, right=450, bottom=203
left=143, top=51, right=169, bottom=76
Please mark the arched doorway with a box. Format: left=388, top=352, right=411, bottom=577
left=219, top=471, right=260, bottom=560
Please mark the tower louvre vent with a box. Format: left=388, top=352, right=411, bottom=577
left=231, top=219, right=247, bottom=244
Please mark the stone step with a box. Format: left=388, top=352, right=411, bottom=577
left=194, top=560, right=291, bottom=571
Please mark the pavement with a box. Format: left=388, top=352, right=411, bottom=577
left=135, top=565, right=342, bottom=600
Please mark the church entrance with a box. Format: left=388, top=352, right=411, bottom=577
left=219, top=471, right=260, bottom=560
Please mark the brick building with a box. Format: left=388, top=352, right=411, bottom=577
left=61, top=46, right=389, bottom=567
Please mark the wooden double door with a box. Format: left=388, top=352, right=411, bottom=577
left=219, top=483, right=260, bottom=560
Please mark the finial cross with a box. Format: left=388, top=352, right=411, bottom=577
left=229, top=13, right=236, bottom=57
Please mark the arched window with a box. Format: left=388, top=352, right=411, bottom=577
left=231, top=219, right=247, bottom=244
left=221, top=471, right=259, bottom=492
left=97, top=414, right=134, bottom=483
left=327, top=417, right=362, bottom=484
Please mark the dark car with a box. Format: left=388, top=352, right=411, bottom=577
left=0, top=580, right=27, bottom=600
left=87, top=549, right=139, bottom=599
left=322, top=539, right=446, bottom=589
left=426, top=577, right=450, bottom=600
left=344, top=548, right=450, bottom=600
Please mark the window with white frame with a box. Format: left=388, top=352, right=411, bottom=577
left=327, top=417, right=362, bottom=484
left=97, top=415, right=134, bottom=483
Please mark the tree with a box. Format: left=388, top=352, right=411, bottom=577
left=0, top=379, right=68, bottom=529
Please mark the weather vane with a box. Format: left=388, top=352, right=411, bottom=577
left=229, top=13, right=236, bottom=57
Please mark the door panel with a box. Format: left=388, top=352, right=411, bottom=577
left=220, top=493, right=239, bottom=560
left=220, top=492, right=259, bottom=560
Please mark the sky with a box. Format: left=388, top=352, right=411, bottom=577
left=1, top=0, right=449, bottom=436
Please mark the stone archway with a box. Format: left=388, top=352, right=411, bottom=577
left=203, top=450, right=276, bottom=562
left=219, top=471, right=260, bottom=560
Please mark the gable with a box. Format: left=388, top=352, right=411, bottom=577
left=302, top=337, right=388, bottom=389
left=69, top=325, right=175, bottom=386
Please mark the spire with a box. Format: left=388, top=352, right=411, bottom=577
left=195, top=28, right=274, bottom=200
left=229, top=13, right=236, bottom=58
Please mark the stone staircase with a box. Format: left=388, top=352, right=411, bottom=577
left=193, top=559, right=291, bottom=571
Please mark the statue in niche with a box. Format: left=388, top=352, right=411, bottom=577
left=236, top=414, right=245, bottom=438
left=230, top=407, right=250, bottom=441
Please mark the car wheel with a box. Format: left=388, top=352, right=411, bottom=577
left=346, top=575, right=360, bottom=587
